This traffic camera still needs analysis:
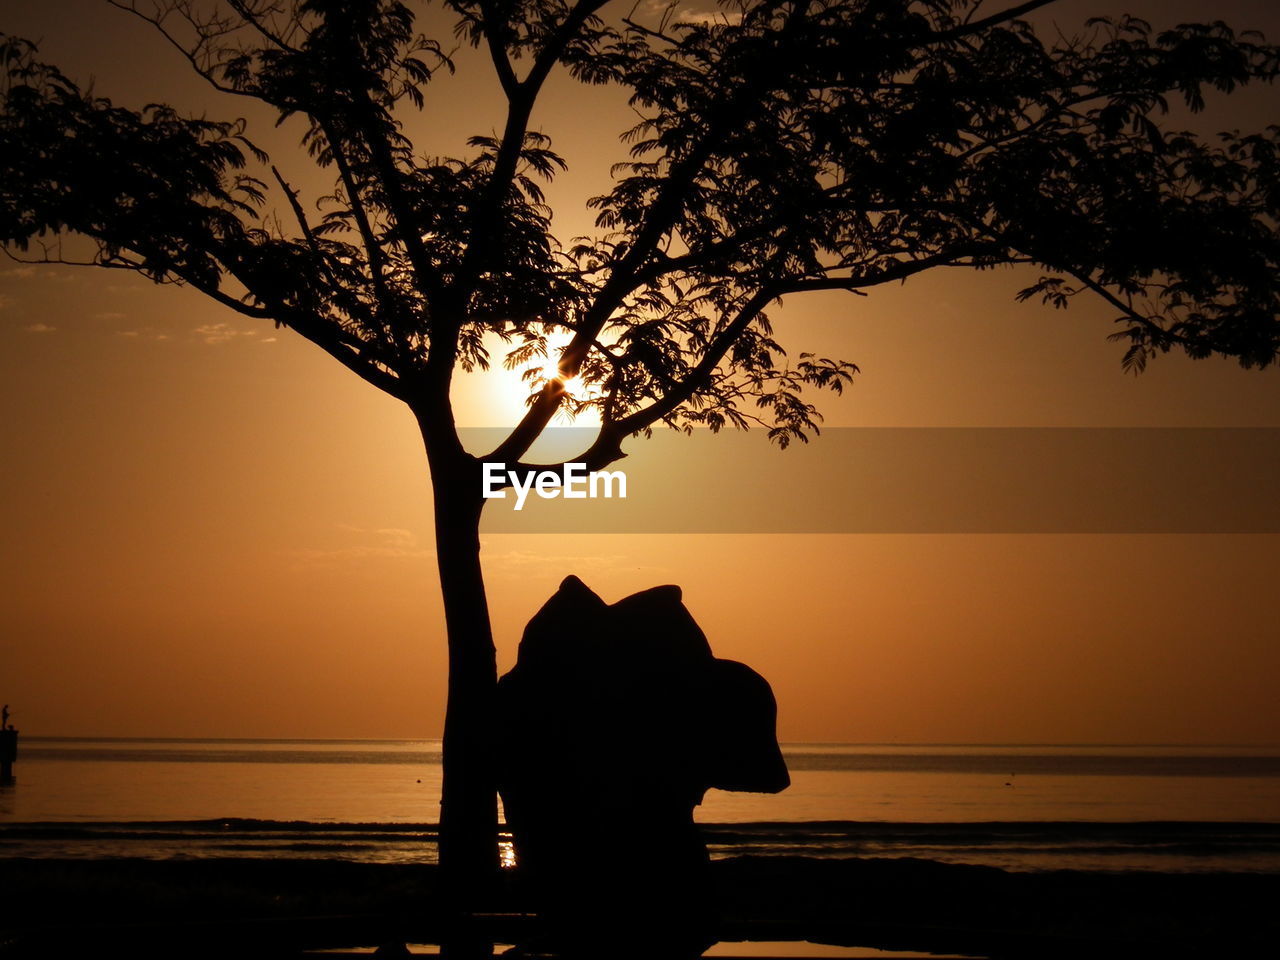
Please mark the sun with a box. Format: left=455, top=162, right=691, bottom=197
left=452, top=332, right=603, bottom=428
left=555, top=373, right=585, bottom=396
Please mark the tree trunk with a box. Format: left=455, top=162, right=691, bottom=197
left=426, top=443, right=500, bottom=905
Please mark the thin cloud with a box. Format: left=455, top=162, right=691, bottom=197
left=194, top=322, right=262, bottom=345
left=23, top=322, right=56, bottom=334
left=116, top=328, right=170, bottom=341
left=288, top=525, right=434, bottom=566
left=484, top=548, right=637, bottom=571
left=638, top=0, right=741, bottom=25
left=336, top=525, right=421, bottom=548
left=375, top=527, right=420, bottom=548
left=289, top=544, right=436, bottom=563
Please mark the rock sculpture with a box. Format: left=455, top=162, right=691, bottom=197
left=496, top=576, right=789, bottom=956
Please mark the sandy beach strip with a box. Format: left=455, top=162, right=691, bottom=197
left=1, top=855, right=1277, bottom=957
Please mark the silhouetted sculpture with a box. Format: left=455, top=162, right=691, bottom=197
left=496, top=576, right=789, bottom=957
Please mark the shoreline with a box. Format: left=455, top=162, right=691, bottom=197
left=3, top=818, right=1279, bottom=874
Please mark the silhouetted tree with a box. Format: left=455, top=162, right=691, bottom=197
left=2, top=0, right=1279, bottom=894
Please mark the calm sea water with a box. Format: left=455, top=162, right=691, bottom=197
left=2, top=739, right=1278, bottom=873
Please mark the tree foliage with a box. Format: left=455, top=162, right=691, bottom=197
left=3, top=2, right=1279, bottom=461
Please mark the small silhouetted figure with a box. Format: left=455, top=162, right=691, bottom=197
left=0, top=705, right=16, bottom=785
left=496, top=576, right=789, bottom=958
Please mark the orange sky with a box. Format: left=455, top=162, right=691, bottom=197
left=2, top=0, right=1278, bottom=743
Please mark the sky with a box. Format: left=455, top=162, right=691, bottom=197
left=1, top=0, right=1278, bottom=744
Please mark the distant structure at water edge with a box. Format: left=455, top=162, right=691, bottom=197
left=1, top=704, right=18, bottom=785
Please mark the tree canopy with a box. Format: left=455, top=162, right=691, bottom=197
left=3, top=0, right=1278, bottom=473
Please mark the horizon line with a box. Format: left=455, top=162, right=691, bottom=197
left=17, top=735, right=1280, bottom=750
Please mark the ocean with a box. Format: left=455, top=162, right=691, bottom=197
left=2, top=739, right=1278, bottom=873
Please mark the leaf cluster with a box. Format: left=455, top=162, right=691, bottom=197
left=2, top=1, right=1278, bottom=469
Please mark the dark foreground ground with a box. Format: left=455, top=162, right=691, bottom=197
left=0, top=856, right=1275, bottom=958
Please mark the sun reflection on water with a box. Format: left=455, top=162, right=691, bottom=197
left=499, top=837, right=516, bottom=869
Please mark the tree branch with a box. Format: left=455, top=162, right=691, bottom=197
left=316, top=116, right=394, bottom=307
left=929, top=0, right=1063, bottom=43
left=479, top=0, right=518, bottom=98
left=271, top=164, right=324, bottom=257
left=278, top=308, right=410, bottom=400
left=1063, top=267, right=1191, bottom=349
left=224, top=0, right=303, bottom=53
left=778, top=248, right=999, bottom=293
left=610, top=288, right=777, bottom=437
left=107, top=1, right=264, bottom=100
left=454, top=0, right=612, bottom=300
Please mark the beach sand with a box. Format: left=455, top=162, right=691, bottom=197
left=1, top=855, right=1276, bottom=957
